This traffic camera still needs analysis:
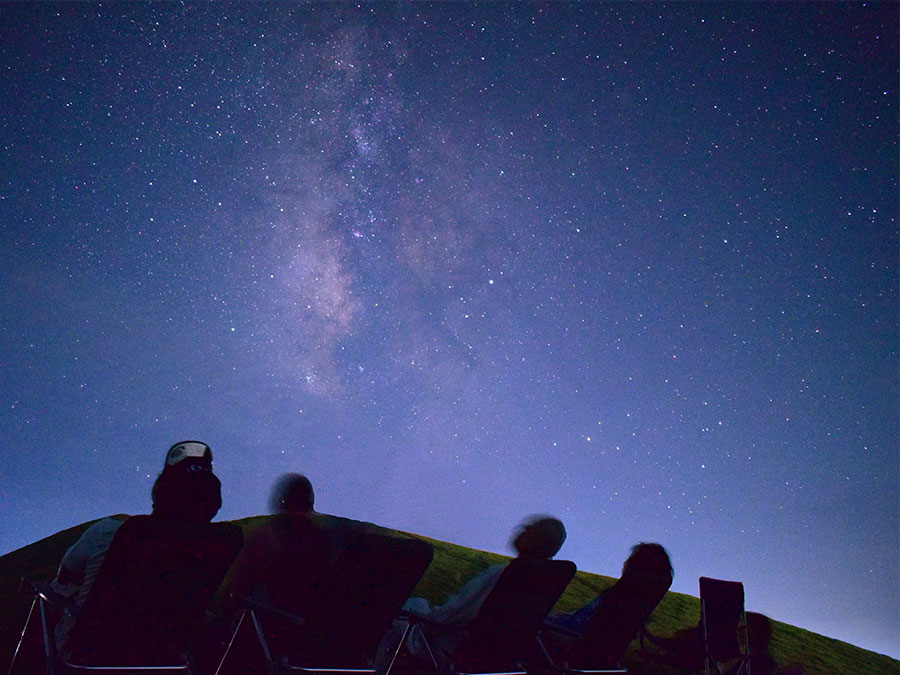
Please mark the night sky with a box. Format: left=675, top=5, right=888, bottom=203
left=1, top=2, right=897, bottom=659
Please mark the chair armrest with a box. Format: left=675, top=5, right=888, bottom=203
left=23, top=577, right=80, bottom=617
left=399, top=608, right=465, bottom=637
left=233, top=593, right=306, bottom=626
left=637, top=624, right=670, bottom=649
left=540, top=620, right=581, bottom=638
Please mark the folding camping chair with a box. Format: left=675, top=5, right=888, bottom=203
left=8, top=578, right=74, bottom=675
left=698, top=577, right=751, bottom=675
left=539, top=569, right=672, bottom=674
left=221, top=533, right=433, bottom=675
left=405, top=557, right=577, bottom=675
left=10, top=515, right=242, bottom=674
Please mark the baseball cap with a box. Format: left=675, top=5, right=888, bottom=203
left=165, top=440, right=213, bottom=469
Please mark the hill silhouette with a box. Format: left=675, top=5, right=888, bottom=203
left=2, top=516, right=896, bottom=675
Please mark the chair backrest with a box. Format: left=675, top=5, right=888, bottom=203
left=699, top=576, right=746, bottom=662
left=567, top=570, right=672, bottom=668
left=262, top=513, right=338, bottom=618
left=452, top=558, right=577, bottom=671
left=271, top=533, right=434, bottom=667
left=64, top=515, right=242, bottom=666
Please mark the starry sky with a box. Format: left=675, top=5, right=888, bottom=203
left=1, top=1, right=897, bottom=660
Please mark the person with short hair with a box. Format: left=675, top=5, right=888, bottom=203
left=547, top=542, right=672, bottom=634
left=210, top=472, right=375, bottom=618
left=420, top=516, right=567, bottom=626
left=268, top=472, right=314, bottom=513
left=203, top=472, right=380, bottom=671
left=375, top=515, right=567, bottom=673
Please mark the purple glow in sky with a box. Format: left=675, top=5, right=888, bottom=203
left=1, top=2, right=897, bottom=660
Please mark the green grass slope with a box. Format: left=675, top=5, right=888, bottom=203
left=2, top=516, right=896, bottom=675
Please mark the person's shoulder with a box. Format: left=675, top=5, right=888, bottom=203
left=316, top=512, right=387, bottom=536
left=309, top=511, right=344, bottom=527
left=82, top=515, right=127, bottom=540
left=59, top=516, right=126, bottom=570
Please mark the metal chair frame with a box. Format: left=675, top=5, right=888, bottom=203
left=216, top=534, right=433, bottom=675
left=218, top=605, right=393, bottom=675
left=401, top=612, right=529, bottom=675
left=535, top=623, right=628, bottom=675
left=536, top=567, right=672, bottom=675
left=8, top=581, right=61, bottom=675
left=8, top=579, right=193, bottom=674
left=10, top=518, right=241, bottom=675
left=401, top=558, right=577, bottom=675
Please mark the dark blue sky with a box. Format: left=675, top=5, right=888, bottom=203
left=1, top=1, right=897, bottom=659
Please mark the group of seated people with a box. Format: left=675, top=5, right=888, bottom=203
left=48, top=440, right=674, bottom=673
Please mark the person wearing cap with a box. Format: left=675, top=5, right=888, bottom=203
left=49, top=440, right=221, bottom=652
left=163, top=440, right=214, bottom=472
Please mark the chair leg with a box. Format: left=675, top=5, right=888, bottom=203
left=248, top=610, right=278, bottom=675
left=38, top=597, right=59, bottom=675
left=413, top=623, right=439, bottom=670
left=215, top=611, right=248, bottom=675
left=535, top=632, right=555, bottom=669
left=7, top=597, right=38, bottom=675
left=382, top=620, right=413, bottom=675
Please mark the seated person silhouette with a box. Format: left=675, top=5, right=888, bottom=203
left=205, top=473, right=381, bottom=670
left=378, top=515, right=567, bottom=672
left=211, top=472, right=376, bottom=618
left=643, top=611, right=804, bottom=675
left=541, top=542, right=672, bottom=669
left=547, top=541, right=672, bottom=634
left=211, top=474, right=318, bottom=608
left=49, top=440, right=221, bottom=654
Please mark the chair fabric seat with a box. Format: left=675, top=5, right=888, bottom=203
left=564, top=572, right=671, bottom=670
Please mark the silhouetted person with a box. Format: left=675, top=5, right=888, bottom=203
left=641, top=605, right=806, bottom=674
left=412, top=516, right=566, bottom=625
left=548, top=541, right=673, bottom=633
left=741, top=612, right=805, bottom=675
left=538, top=542, right=672, bottom=669
left=211, top=472, right=375, bottom=617
left=375, top=515, right=567, bottom=672
left=205, top=473, right=379, bottom=672
left=50, top=440, right=221, bottom=653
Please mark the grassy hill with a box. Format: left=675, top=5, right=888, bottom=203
left=2, top=516, right=896, bottom=675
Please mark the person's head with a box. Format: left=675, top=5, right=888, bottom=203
left=621, top=542, right=673, bottom=584
left=269, top=473, right=315, bottom=514
left=151, top=466, right=222, bottom=524
left=511, top=515, right=567, bottom=559
left=164, top=440, right=213, bottom=472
